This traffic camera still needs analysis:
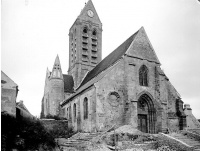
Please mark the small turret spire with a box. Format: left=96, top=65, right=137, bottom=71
left=50, top=55, right=63, bottom=79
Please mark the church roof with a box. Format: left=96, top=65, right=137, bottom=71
left=63, top=74, right=74, bottom=93
left=78, top=27, right=160, bottom=89
left=78, top=29, right=139, bottom=89
left=61, top=27, right=161, bottom=106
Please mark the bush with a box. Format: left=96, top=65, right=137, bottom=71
left=45, top=114, right=67, bottom=120
left=1, top=112, right=18, bottom=151
left=49, top=124, right=74, bottom=138
left=1, top=112, right=56, bottom=151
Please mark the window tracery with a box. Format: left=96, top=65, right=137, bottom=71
left=139, top=65, right=148, bottom=86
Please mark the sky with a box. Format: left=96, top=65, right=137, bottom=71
left=1, top=0, right=200, bottom=119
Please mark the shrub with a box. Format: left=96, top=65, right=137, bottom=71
left=1, top=112, right=18, bottom=151
left=1, top=112, right=56, bottom=151
left=49, top=125, right=74, bottom=138
left=45, top=114, right=67, bottom=120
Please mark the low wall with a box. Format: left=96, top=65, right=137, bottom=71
left=184, top=130, right=200, bottom=141
left=40, top=119, right=68, bottom=130
left=40, top=119, right=71, bottom=138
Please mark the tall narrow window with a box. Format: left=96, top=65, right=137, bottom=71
left=83, top=97, right=88, bottom=119
left=73, top=103, right=76, bottom=122
left=139, top=65, right=148, bottom=86
left=69, top=106, right=71, bottom=120
left=92, top=29, right=97, bottom=36
left=83, top=27, right=88, bottom=34
left=66, top=107, right=69, bottom=119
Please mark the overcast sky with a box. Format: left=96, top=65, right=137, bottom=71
left=2, top=0, right=200, bottom=119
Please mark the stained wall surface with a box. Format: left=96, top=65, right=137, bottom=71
left=1, top=71, right=18, bottom=117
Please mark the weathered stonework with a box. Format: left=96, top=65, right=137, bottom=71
left=61, top=26, right=190, bottom=133
left=42, top=0, right=199, bottom=134
left=1, top=71, right=18, bottom=117
left=41, top=56, right=65, bottom=117
left=1, top=88, right=17, bottom=116
left=184, top=104, right=200, bottom=129
left=95, top=60, right=126, bottom=131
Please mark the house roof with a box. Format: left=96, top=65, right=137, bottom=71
left=63, top=74, right=74, bottom=93
left=1, top=71, right=18, bottom=89
left=16, top=101, right=31, bottom=114
left=78, top=29, right=139, bottom=89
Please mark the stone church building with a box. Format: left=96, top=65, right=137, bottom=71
left=41, top=0, right=199, bottom=133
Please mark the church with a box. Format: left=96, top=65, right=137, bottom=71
left=41, top=0, right=198, bottom=133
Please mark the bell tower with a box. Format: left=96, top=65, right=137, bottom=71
left=68, top=0, right=102, bottom=88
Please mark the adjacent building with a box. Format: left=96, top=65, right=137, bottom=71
left=1, top=71, right=18, bottom=117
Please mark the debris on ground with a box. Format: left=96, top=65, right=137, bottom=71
left=109, top=125, right=143, bottom=135
left=56, top=125, right=199, bottom=151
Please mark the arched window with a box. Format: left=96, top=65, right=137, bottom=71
left=69, top=106, right=71, bottom=120
left=92, top=29, right=97, bottom=36
left=83, top=97, right=88, bottom=119
left=139, top=65, right=148, bottom=86
left=83, top=27, right=88, bottom=34
left=73, top=103, right=76, bottom=122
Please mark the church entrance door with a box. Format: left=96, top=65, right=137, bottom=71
left=137, top=94, right=156, bottom=133
left=138, top=114, right=147, bottom=133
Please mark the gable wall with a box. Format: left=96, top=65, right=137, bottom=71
left=165, top=81, right=181, bottom=132
left=1, top=88, right=17, bottom=117
left=124, top=56, right=163, bottom=132
left=124, top=55, right=183, bottom=132
left=94, top=59, right=126, bottom=131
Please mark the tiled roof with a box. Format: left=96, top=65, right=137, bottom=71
left=63, top=74, right=74, bottom=93
left=1, top=71, right=18, bottom=89
left=77, top=29, right=139, bottom=89
left=16, top=101, right=30, bottom=114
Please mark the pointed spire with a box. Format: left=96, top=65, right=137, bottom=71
left=54, top=54, right=60, bottom=65
left=78, top=0, right=101, bottom=24
left=50, top=55, right=63, bottom=79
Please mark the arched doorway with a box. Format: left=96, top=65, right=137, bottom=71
left=137, top=94, right=156, bottom=133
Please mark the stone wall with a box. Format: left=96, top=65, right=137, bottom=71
left=40, top=119, right=68, bottom=130
left=1, top=71, right=18, bottom=117
left=48, top=79, right=64, bottom=116
left=95, top=60, right=126, bottom=131
left=124, top=56, right=164, bottom=133
left=63, top=86, right=96, bottom=132
left=184, top=104, right=200, bottom=129
left=1, top=88, right=17, bottom=117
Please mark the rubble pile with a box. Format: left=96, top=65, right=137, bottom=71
left=84, top=142, right=111, bottom=151
left=69, top=132, right=90, bottom=140
left=93, top=125, right=157, bottom=150
left=57, top=125, right=196, bottom=150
